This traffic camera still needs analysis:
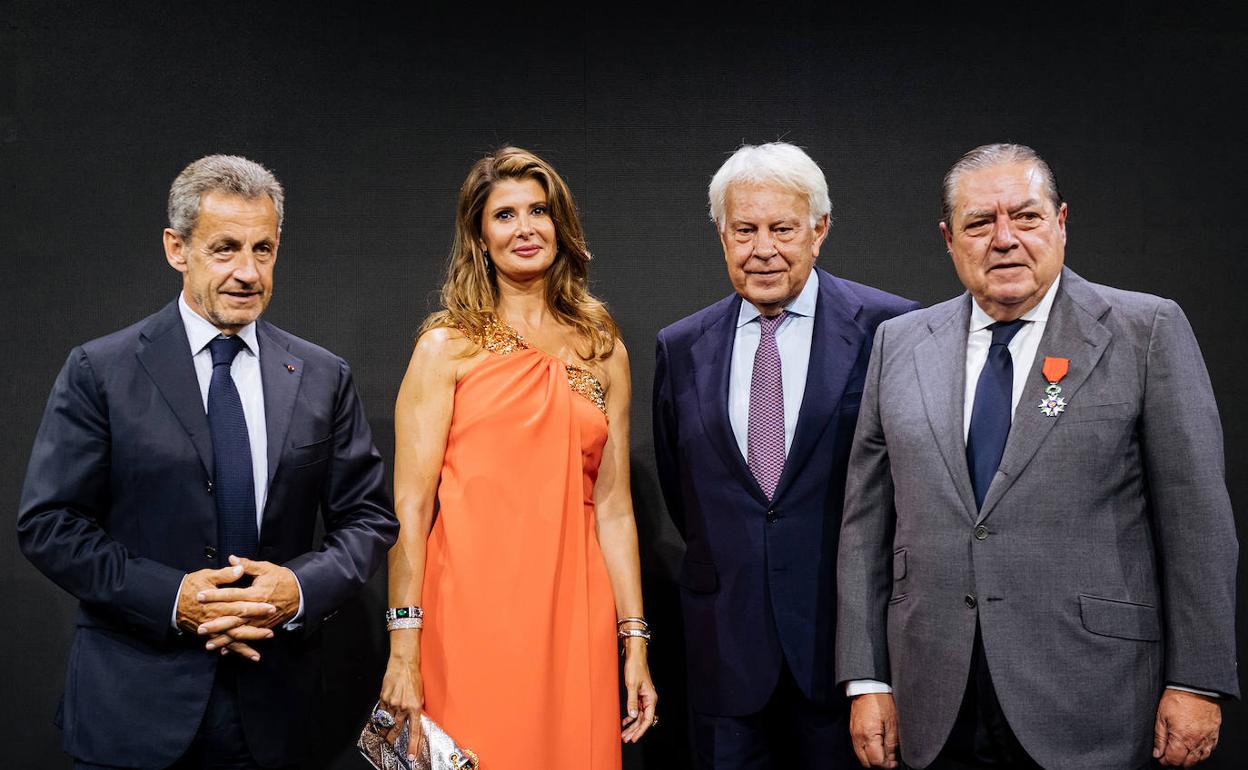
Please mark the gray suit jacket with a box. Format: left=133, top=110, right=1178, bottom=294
left=836, top=268, right=1238, bottom=769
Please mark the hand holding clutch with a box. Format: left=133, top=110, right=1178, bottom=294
left=358, top=702, right=479, bottom=770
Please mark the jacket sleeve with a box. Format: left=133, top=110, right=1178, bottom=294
left=284, top=358, right=398, bottom=634
left=1140, top=300, right=1239, bottom=698
left=17, top=347, right=185, bottom=642
left=652, top=332, right=686, bottom=539
left=835, top=322, right=897, bottom=685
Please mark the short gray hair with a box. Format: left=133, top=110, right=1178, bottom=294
left=708, top=142, right=831, bottom=230
left=941, top=143, right=1061, bottom=225
left=168, top=154, right=285, bottom=239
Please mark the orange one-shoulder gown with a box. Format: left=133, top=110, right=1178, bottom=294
left=419, top=321, right=620, bottom=770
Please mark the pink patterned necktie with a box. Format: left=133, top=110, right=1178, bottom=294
left=748, top=312, right=787, bottom=500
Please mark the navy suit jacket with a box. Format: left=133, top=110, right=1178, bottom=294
left=17, top=301, right=398, bottom=767
left=653, top=267, right=918, bottom=715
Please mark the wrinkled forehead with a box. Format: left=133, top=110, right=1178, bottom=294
left=193, top=192, right=280, bottom=236
left=724, top=181, right=810, bottom=221
left=952, top=162, right=1052, bottom=214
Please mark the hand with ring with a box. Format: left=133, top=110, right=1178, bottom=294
left=372, top=706, right=397, bottom=731
left=620, top=645, right=658, bottom=743
left=379, top=641, right=425, bottom=762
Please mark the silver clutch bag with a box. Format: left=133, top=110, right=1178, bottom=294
left=358, top=704, right=479, bottom=770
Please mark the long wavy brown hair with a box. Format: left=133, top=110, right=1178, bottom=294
left=420, top=147, right=619, bottom=361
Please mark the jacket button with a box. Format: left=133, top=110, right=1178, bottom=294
left=765, top=509, right=779, bottom=524
left=965, top=593, right=977, bottom=609
left=206, top=479, right=213, bottom=495
left=204, top=546, right=217, bottom=561
left=974, top=525, right=989, bottom=541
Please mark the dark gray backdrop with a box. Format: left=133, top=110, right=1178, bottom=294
left=3, top=1, right=1244, bottom=767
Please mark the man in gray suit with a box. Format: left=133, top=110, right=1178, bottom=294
left=836, top=143, right=1238, bottom=769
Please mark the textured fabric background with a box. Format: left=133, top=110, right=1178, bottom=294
left=3, top=2, right=1244, bottom=767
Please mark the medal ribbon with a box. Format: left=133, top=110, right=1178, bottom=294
left=1042, top=356, right=1069, bottom=384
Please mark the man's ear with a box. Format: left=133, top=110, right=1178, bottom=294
left=811, top=214, right=830, bottom=256
left=164, top=228, right=189, bottom=274
left=939, top=221, right=954, bottom=255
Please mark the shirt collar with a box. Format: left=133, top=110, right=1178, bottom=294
left=736, top=268, right=820, bottom=328
left=178, top=293, right=259, bottom=357
left=968, top=273, right=1061, bottom=333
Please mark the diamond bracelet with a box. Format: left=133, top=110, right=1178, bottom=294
left=385, top=606, right=423, bottom=631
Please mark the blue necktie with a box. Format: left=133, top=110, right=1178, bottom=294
left=208, top=336, right=258, bottom=564
left=966, top=319, right=1026, bottom=509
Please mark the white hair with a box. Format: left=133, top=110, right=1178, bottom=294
left=707, top=142, right=832, bottom=230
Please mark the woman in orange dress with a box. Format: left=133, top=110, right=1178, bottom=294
left=377, top=147, right=657, bottom=768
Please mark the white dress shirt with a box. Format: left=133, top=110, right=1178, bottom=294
left=728, top=269, right=820, bottom=459
left=847, top=275, right=1212, bottom=698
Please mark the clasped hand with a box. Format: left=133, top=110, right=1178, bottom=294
left=175, top=555, right=301, bottom=661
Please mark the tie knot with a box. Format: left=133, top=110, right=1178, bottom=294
left=758, top=312, right=786, bottom=336
left=989, top=319, right=1026, bottom=348
left=208, top=336, right=246, bottom=368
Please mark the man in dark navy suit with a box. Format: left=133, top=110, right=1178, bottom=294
left=653, top=142, right=918, bottom=769
left=18, top=155, right=398, bottom=769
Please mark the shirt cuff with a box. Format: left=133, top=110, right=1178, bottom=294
left=171, top=574, right=188, bottom=632
left=1166, top=684, right=1221, bottom=699
left=846, top=679, right=893, bottom=697
left=282, top=573, right=305, bottom=631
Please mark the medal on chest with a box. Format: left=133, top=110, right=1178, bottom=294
left=1037, top=356, right=1070, bottom=417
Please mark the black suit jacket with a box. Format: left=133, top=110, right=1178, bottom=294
left=653, top=268, right=918, bottom=715
left=17, top=301, right=398, bottom=767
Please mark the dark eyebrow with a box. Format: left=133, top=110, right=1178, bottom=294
left=961, top=209, right=995, bottom=222
left=1009, top=198, right=1042, bottom=213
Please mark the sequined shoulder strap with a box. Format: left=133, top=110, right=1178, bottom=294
left=454, top=317, right=527, bottom=355
left=565, top=363, right=607, bottom=416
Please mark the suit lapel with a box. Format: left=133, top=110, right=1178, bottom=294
left=772, top=271, right=862, bottom=502
left=914, top=296, right=979, bottom=521
left=136, top=302, right=214, bottom=477
left=258, top=322, right=304, bottom=496
left=978, top=269, right=1111, bottom=522
left=691, top=296, right=769, bottom=506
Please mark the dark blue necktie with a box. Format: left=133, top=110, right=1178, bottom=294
left=966, top=319, right=1026, bottom=509
left=208, top=336, right=258, bottom=564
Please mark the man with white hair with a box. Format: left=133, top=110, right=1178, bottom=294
left=654, top=142, right=918, bottom=768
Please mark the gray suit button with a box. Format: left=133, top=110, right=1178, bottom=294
left=766, top=510, right=779, bottom=524
left=974, top=525, right=989, bottom=541
left=203, top=545, right=217, bottom=561
left=965, top=593, right=977, bottom=609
